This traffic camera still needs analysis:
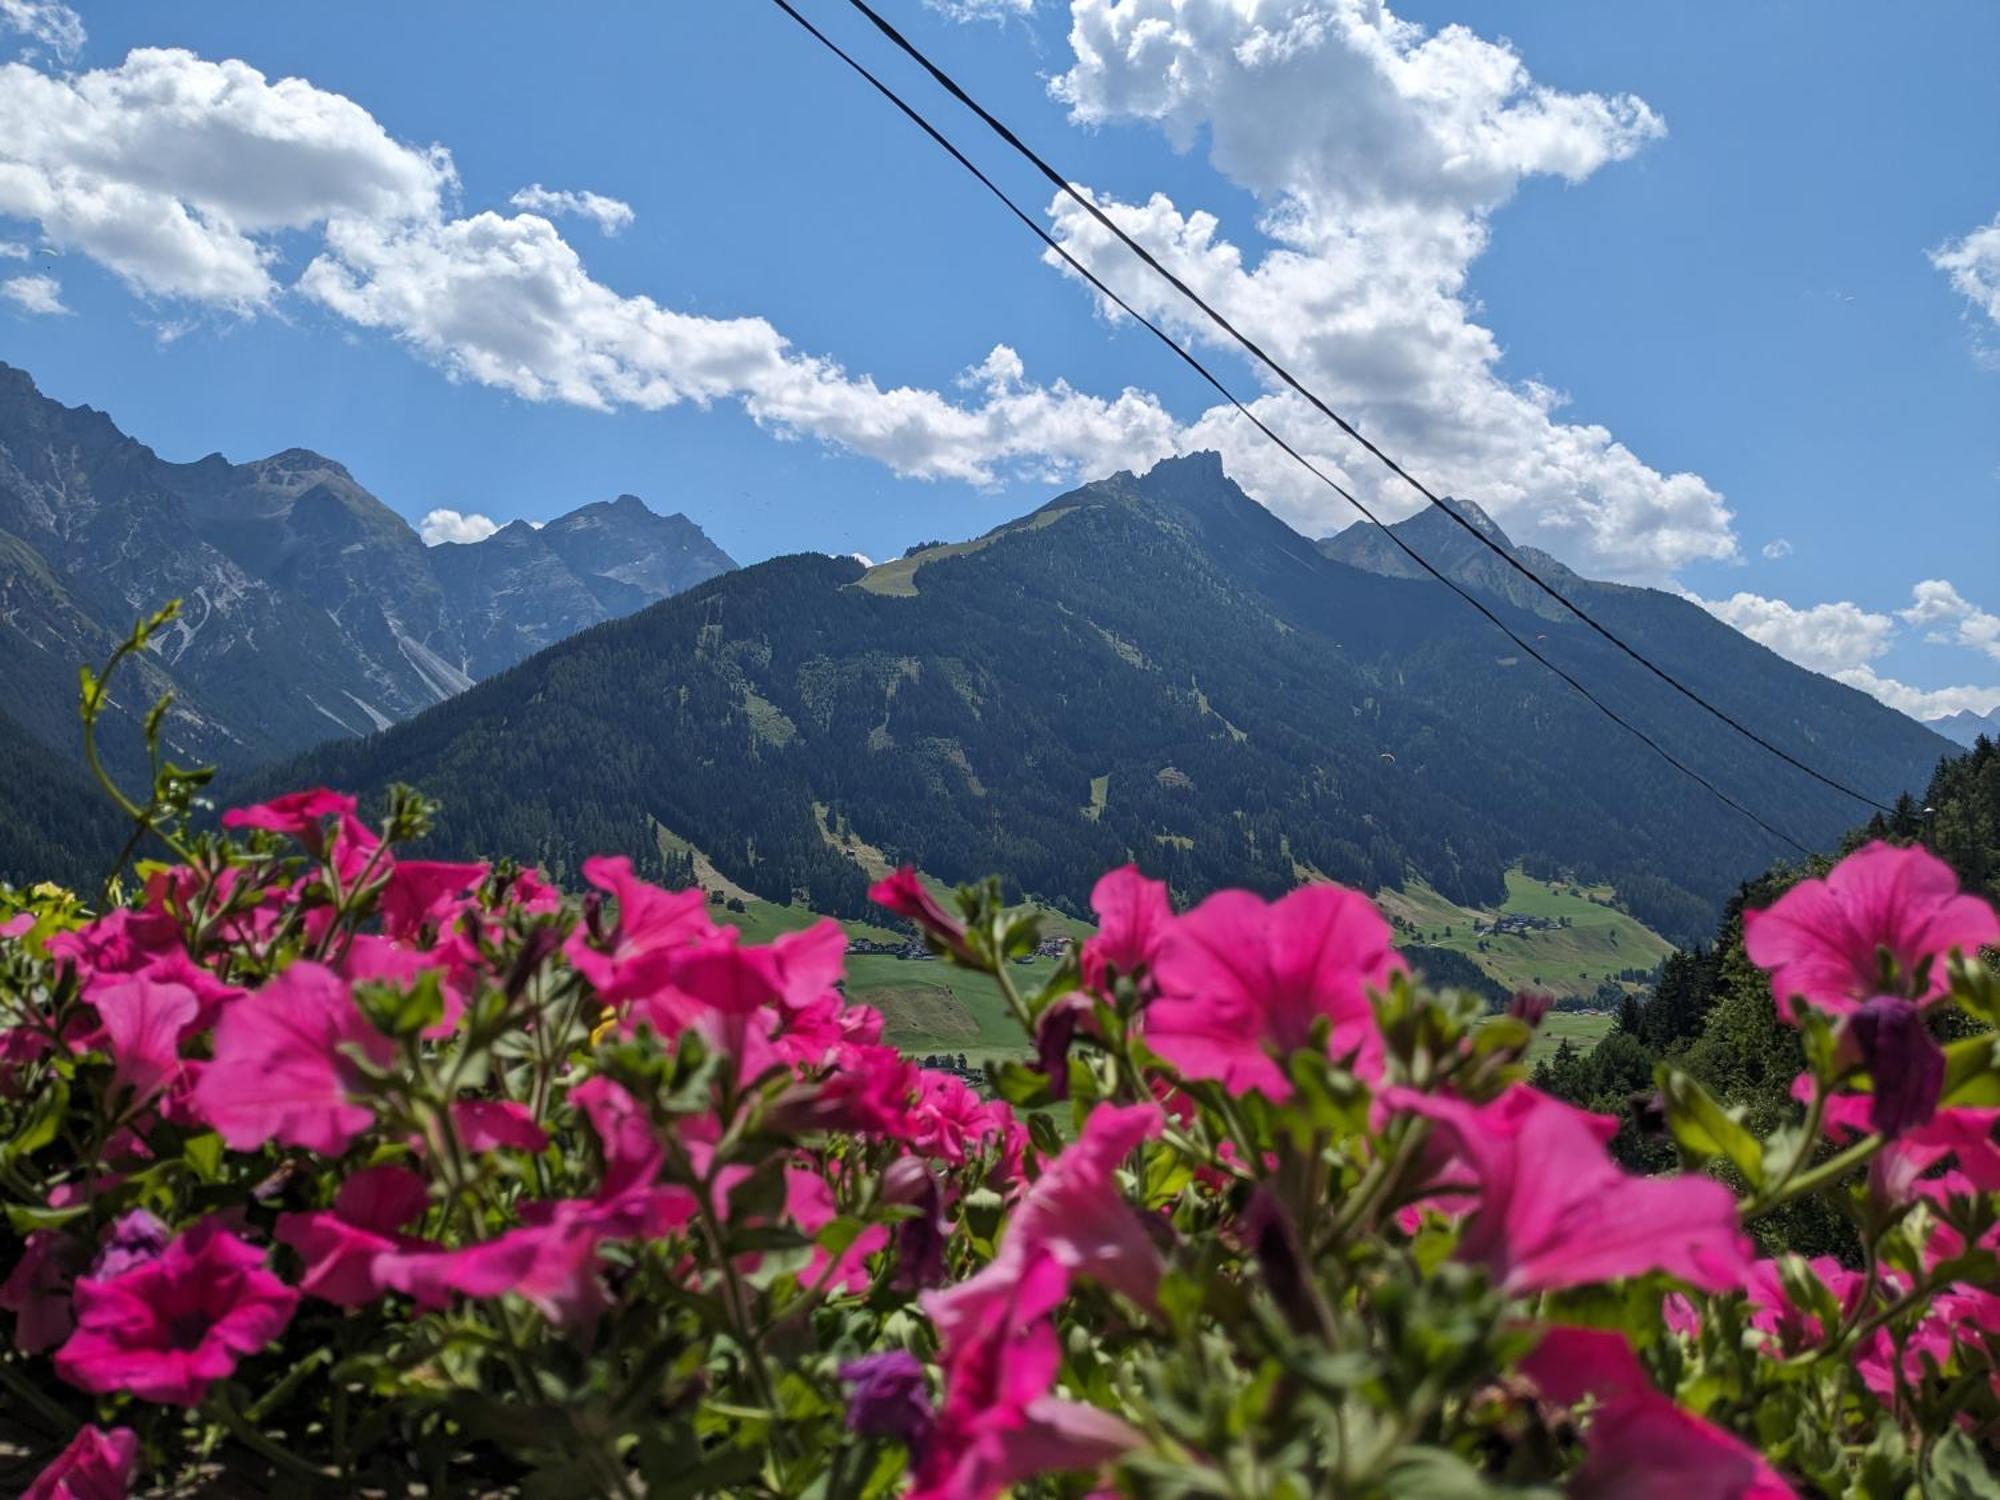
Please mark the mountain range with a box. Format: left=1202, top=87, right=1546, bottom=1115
left=261, top=451, right=1954, bottom=945
left=0, top=362, right=733, bottom=776
left=1926, top=706, right=2000, bottom=749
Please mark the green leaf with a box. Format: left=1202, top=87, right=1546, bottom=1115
left=990, top=1060, right=1054, bottom=1108
left=1656, top=1064, right=1764, bottom=1185
left=1381, top=1448, right=1559, bottom=1499
left=0, top=1075, right=67, bottom=1169
left=6, top=1201, right=89, bottom=1234
left=1939, top=1033, right=2000, bottom=1108
left=1928, top=1429, right=2000, bottom=1499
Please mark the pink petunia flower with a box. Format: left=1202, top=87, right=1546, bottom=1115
left=55, top=1224, right=298, bottom=1406
left=1144, top=884, right=1401, bottom=1099
left=1, top=1231, right=84, bottom=1353
left=564, top=855, right=717, bottom=1004
left=1744, top=841, right=1999, bottom=1021
left=1081, top=865, right=1173, bottom=999
left=870, top=867, right=974, bottom=961
left=191, top=961, right=392, bottom=1155
left=1384, top=1085, right=1751, bottom=1296
left=277, top=1165, right=432, bottom=1307
left=221, top=789, right=356, bottom=844
left=22, top=1423, right=139, bottom=1500
left=449, top=1099, right=549, bottom=1155
left=1522, top=1326, right=1798, bottom=1499
left=88, top=975, right=198, bottom=1107
left=374, top=1202, right=615, bottom=1329
left=786, top=1166, right=890, bottom=1294
left=914, top=1249, right=1141, bottom=1500
left=377, top=860, right=489, bottom=941
left=927, top=1103, right=1164, bottom=1351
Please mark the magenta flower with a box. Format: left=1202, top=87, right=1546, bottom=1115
left=870, top=867, right=974, bottom=960
left=375, top=1203, right=613, bottom=1328
left=1, top=1231, right=84, bottom=1353
left=928, top=1103, right=1164, bottom=1350
left=22, top=1423, right=138, bottom=1500
left=1523, top=1326, right=1798, bottom=1499
left=1145, top=884, right=1401, bottom=1098
left=449, top=1099, right=549, bottom=1155
left=191, top=961, right=392, bottom=1155
left=915, top=1248, right=1141, bottom=1500
left=1081, top=865, right=1172, bottom=998
left=88, top=975, right=198, bottom=1107
left=55, top=1225, right=298, bottom=1406
left=1385, top=1085, right=1751, bottom=1296
left=1571, top=1395, right=1799, bottom=1499
left=787, top=1166, right=890, bottom=1294
left=220, top=788, right=355, bottom=845
left=277, top=1165, right=431, bottom=1307
left=376, top=859, right=489, bottom=940
left=563, top=855, right=717, bottom=1003
left=1744, top=841, right=1998, bottom=1020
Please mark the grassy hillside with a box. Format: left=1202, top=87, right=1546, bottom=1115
left=1375, top=868, right=1675, bottom=999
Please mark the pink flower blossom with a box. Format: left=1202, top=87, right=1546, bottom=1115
left=1385, top=1085, right=1751, bottom=1296
left=1571, top=1395, right=1799, bottom=1499
left=1145, top=884, right=1401, bottom=1098
left=377, top=860, right=489, bottom=940
left=88, top=975, right=197, bottom=1107
left=927, top=1104, right=1163, bottom=1350
left=1744, top=841, right=1999, bottom=1020
left=191, top=961, right=392, bottom=1155
left=277, top=1165, right=431, bottom=1307
left=22, top=1423, right=139, bottom=1500
left=450, top=1099, right=549, bottom=1155
left=564, top=855, right=716, bottom=1003
left=1081, top=865, right=1172, bottom=998
left=1522, top=1327, right=1798, bottom=1499
left=870, top=867, right=973, bottom=960
left=47, top=909, right=181, bottom=987
left=2, top=1231, right=83, bottom=1353
left=2, top=911, right=33, bottom=941
left=914, top=1249, right=1141, bottom=1500
left=907, top=1070, right=1011, bottom=1166
left=221, top=789, right=355, bottom=845
left=55, top=1224, right=298, bottom=1406
left=375, top=1203, right=613, bottom=1328
left=787, top=1166, right=889, bottom=1294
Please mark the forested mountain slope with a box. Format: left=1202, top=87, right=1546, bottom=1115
left=262, top=453, right=1949, bottom=943
left=0, top=363, right=733, bottom=774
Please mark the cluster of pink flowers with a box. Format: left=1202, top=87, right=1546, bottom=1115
left=1, top=793, right=1994, bottom=1497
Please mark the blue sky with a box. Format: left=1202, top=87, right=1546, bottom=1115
left=0, top=0, right=1995, bottom=719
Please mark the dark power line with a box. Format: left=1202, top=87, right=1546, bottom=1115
left=821, top=0, right=1895, bottom=823
left=762, top=0, right=1818, bottom=856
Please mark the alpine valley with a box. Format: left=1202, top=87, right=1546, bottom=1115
left=0, top=365, right=1958, bottom=943
left=259, top=451, right=1952, bottom=947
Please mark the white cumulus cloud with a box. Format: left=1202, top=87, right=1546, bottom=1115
left=0, top=48, right=451, bottom=306
left=1933, top=214, right=2000, bottom=328
left=0, top=0, right=82, bottom=62
left=1761, top=538, right=1792, bottom=560
left=1688, top=590, right=1895, bottom=676
left=1, top=271, right=67, bottom=313
left=1832, top=667, right=2000, bottom=723
left=507, top=184, right=635, bottom=236
left=418, top=507, right=501, bottom=545
left=1900, top=578, right=2000, bottom=662
left=1041, top=0, right=1737, bottom=580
